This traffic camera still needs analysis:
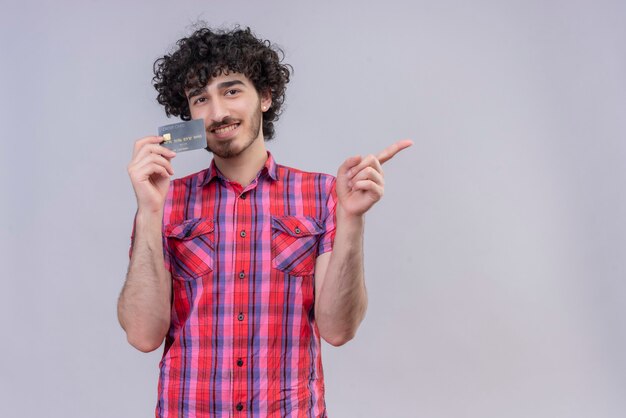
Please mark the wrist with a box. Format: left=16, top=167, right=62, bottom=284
left=336, top=203, right=365, bottom=229
left=135, top=207, right=164, bottom=227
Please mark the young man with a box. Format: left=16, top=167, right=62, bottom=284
left=118, top=27, right=411, bottom=417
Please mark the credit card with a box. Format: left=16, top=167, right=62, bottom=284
left=158, top=119, right=206, bottom=152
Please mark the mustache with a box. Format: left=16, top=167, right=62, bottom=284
left=207, top=117, right=240, bottom=132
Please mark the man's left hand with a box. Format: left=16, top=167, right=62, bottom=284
left=336, top=139, right=413, bottom=217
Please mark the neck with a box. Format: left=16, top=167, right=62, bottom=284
left=212, top=136, right=268, bottom=187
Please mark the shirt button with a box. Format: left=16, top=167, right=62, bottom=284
left=237, top=358, right=244, bottom=367
left=236, top=402, right=244, bottom=411
left=240, top=193, right=247, bottom=200
left=240, top=230, right=246, bottom=238
left=239, top=271, right=245, bottom=279
left=294, top=227, right=301, bottom=234
left=238, top=313, right=244, bottom=321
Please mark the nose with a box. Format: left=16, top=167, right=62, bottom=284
left=208, top=97, right=229, bottom=123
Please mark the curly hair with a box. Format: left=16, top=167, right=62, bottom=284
left=152, top=26, right=292, bottom=140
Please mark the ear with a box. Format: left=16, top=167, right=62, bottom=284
left=260, top=89, right=272, bottom=112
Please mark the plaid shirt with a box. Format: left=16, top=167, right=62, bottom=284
left=131, top=153, right=336, bottom=417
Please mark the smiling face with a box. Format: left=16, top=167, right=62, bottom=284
left=186, top=72, right=272, bottom=159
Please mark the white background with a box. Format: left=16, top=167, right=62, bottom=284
left=1, top=0, right=625, bottom=417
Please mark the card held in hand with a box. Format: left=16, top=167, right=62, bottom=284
left=158, top=119, right=207, bottom=152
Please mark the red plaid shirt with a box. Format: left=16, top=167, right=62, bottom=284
left=131, top=153, right=336, bottom=417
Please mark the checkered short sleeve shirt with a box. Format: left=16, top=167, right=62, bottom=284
left=131, top=152, right=336, bottom=417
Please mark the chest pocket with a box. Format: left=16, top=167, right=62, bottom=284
left=271, top=216, right=324, bottom=277
left=165, top=218, right=215, bottom=280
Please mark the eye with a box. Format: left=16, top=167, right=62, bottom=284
left=192, top=97, right=207, bottom=105
left=225, top=89, right=240, bottom=96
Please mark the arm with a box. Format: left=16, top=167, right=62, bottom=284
left=117, top=136, right=176, bottom=352
left=118, top=209, right=172, bottom=352
left=314, top=140, right=413, bottom=346
left=314, top=208, right=367, bottom=347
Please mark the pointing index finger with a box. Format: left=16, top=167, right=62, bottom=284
left=376, top=139, right=414, bottom=165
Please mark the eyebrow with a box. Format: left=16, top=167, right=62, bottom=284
left=186, top=80, right=246, bottom=100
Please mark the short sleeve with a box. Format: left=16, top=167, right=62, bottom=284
left=317, top=177, right=337, bottom=255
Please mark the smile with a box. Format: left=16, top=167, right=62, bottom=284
left=212, top=123, right=240, bottom=135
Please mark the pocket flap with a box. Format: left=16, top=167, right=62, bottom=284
left=271, top=216, right=323, bottom=237
left=165, top=218, right=214, bottom=240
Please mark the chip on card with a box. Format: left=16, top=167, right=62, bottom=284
left=158, top=119, right=206, bottom=152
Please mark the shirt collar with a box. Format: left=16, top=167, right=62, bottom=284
left=198, top=151, right=279, bottom=188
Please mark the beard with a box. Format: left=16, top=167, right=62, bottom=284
left=205, top=107, right=263, bottom=159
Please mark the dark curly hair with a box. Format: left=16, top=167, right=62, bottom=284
left=152, top=26, right=292, bottom=140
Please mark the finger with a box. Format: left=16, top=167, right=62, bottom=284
left=130, top=154, right=175, bottom=177
left=132, top=136, right=163, bottom=158
left=348, top=166, right=384, bottom=188
left=148, top=165, right=170, bottom=180
left=376, top=139, right=413, bottom=165
left=338, top=155, right=362, bottom=178
left=139, top=154, right=175, bottom=176
left=351, top=180, right=384, bottom=198
left=132, top=136, right=176, bottom=159
left=130, top=163, right=171, bottom=183
left=132, top=143, right=177, bottom=165
left=347, top=154, right=383, bottom=180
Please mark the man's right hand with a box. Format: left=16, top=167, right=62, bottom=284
left=127, top=136, right=177, bottom=213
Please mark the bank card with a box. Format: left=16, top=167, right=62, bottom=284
left=158, top=119, right=206, bottom=152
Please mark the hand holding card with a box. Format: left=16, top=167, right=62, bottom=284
left=127, top=135, right=176, bottom=213
left=158, top=119, right=207, bottom=152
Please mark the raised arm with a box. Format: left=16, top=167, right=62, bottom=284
left=314, top=140, right=413, bottom=346
left=117, top=136, right=176, bottom=352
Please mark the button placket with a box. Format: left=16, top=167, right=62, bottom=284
left=233, top=187, right=251, bottom=410
left=232, top=181, right=259, bottom=410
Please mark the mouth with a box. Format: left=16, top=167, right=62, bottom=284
left=210, top=122, right=240, bottom=137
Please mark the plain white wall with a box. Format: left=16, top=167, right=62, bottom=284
left=2, top=0, right=625, bottom=417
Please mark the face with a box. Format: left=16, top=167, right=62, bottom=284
left=186, top=72, right=271, bottom=159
